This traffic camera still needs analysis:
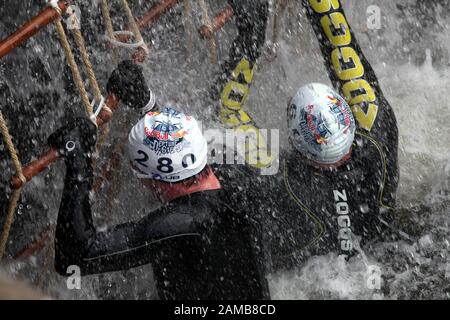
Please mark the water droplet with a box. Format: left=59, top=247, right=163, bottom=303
left=359, top=204, right=370, bottom=213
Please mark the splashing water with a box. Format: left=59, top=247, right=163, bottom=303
left=0, top=0, right=449, bottom=299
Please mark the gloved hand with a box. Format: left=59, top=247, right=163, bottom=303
left=48, top=117, right=97, bottom=173
left=107, top=60, right=151, bottom=110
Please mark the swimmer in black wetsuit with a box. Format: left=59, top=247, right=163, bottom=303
left=50, top=86, right=268, bottom=300
left=49, top=0, right=272, bottom=300
left=50, top=0, right=400, bottom=298
left=255, top=81, right=399, bottom=271
left=235, top=0, right=401, bottom=272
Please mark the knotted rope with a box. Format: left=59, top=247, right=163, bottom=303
left=54, top=17, right=94, bottom=116
left=72, top=27, right=103, bottom=103
left=120, top=0, right=148, bottom=54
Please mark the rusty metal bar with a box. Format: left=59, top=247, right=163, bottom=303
left=10, top=93, right=120, bottom=190
left=198, top=5, right=234, bottom=40
left=13, top=225, right=53, bottom=260
left=5, top=0, right=190, bottom=189
left=0, top=0, right=183, bottom=61
left=137, top=0, right=182, bottom=30
left=0, top=1, right=68, bottom=60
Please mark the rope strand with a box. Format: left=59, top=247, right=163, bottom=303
left=72, top=28, right=102, bottom=102
left=0, top=111, right=25, bottom=260
left=100, top=0, right=115, bottom=41
left=0, top=112, right=25, bottom=184
left=0, top=189, right=22, bottom=259
left=54, top=18, right=93, bottom=116
left=120, top=0, right=148, bottom=54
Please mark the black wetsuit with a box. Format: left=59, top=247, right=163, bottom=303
left=211, top=1, right=272, bottom=170
left=213, top=0, right=399, bottom=270
left=258, top=132, right=399, bottom=271
left=248, top=1, right=400, bottom=272
left=54, top=153, right=267, bottom=299
left=53, top=0, right=399, bottom=299
left=52, top=0, right=271, bottom=300
left=212, top=0, right=268, bottom=97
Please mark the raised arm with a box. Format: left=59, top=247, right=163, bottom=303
left=301, top=0, right=398, bottom=138
left=302, top=0, right=399, bottom=205
left=212, top=0, right=273, bottom=170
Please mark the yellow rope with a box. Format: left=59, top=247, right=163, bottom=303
left=68, top=14, right=111, bottom=157
left=69, top=16, right=114, bottom=165
left=92, top=123, right=111, bottom=170
left=97, top=0, right=141, bottom=162
left=99, top=0, right=120, bottom=62
left=0, top=112, right=25, bottom=184
left=198, top=0, right=217, bottom=64
left=0, top=189, right=22, bottom=260
left=72, top=28, right=102, bottom=102
left=54, top=18, right=93, bottom=116
left=0, top=111, right=25, bottom=260
left=98, top=123, right=111, bottom=147
left=100, top=0, right=115, bottom=41
left=95, top=0, right=148, bottom=163
left=119, top=0, right=148, bottom=53
left=97, top=0, right=120, bottom=155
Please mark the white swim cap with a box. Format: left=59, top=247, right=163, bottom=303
left=287, top=83, right=356, bottom=164
left=126, top=107, right=207, bottom=182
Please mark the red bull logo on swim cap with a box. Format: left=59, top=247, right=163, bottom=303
left=299, top=95, right=353, bottom=150
left=142, top=107, right=189, bottom=155
left=144, top=121, right=187, bottom=141
left=305, top=104, right=330, bottom=145
left=328, top=95, right=353, bottom=134
left=304, top=103, right=337, bottom=147
left=144, top=108, right=189, bottom=141
left=327, top=96, right=338, bottom=104
left=289, top=83, right=356, bottom=164
left=127, top=106, right=208, bottom=182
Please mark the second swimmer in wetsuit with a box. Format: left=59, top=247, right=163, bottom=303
left=239, top=0, right=400, bottom=272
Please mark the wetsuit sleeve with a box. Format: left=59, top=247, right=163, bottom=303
left=224, top=0, right=269, bottom=71
left=211, top=0, right=273, bottom=169
left=301, top=1, right=398, bottom=135
left=302, top=0, right=399, bottom=206
left=54, top=158, right=201, bottom=276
